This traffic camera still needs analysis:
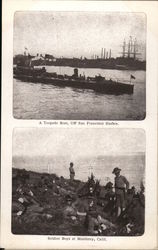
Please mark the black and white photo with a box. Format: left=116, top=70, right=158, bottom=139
left=13, top=12, right=146, bottom=120
left=12, top=128, right=145, bottom=236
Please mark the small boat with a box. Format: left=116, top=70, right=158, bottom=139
left=13, top=66, right=134, bottom=95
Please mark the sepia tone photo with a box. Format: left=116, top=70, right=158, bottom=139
left=1, top=0, right=158, bottom=249
left=12, top=128, right=145, bottom=236
left=13, top=12, right=146, bottom=120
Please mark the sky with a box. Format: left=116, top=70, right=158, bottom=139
left=14, top=12, right=146, bottom=59
left=13, top=128, right=145, bottom=159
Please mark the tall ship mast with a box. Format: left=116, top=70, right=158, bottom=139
left=120, top=37, right=141, bottom=60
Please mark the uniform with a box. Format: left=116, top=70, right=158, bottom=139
left=115, top=175, right=129, bottom=209
left=69, top=165, right=75, bottom=181
left=86, top=203, right=115, bottom=234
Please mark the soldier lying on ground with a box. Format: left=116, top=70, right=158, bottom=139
left=62, top=193, right=116, bottom=234
left=85, top=199, right=116, bottom=235
left=63, top=194, right=116, bottom=235
left=13, top=184, right=53, bottom=222
left=14, top=184, right=43, bottom=215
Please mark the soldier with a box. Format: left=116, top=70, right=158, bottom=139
left=63, top=195, right=77, bottom=221
left=69, top=162, right=75, bottom=181
left=112, top=167, right=129, bottom=217
left=85, top=198, right=116, bottom=235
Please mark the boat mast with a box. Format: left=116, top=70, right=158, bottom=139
left=134, top=38, right=137, bottom=60
left=123, top=39, right=126, bottom=58
left=128, top=39, right=131, bottom=58
left=109, top=49, right=111, bottom=58
left=130, top=36, right=133, bottom=56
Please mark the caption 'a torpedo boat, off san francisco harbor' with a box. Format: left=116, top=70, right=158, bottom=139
left=13, top=66, right=134, bottom=95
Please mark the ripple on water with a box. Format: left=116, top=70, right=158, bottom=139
left=13, top=67, right=145, bottom=120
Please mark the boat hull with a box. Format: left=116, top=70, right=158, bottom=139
left=14, top=74, right=134, bottom=95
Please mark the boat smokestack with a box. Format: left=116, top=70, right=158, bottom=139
left=101, top=48, right=103, bottom=59
left=104, top=48, right=106, bottom=59
left=109, top=49, right=111, bottom=58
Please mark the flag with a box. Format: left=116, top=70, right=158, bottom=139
left=131, top=74, right=135, bottom=79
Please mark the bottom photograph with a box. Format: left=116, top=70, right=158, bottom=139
left=12, top=128, right=145, bottom=236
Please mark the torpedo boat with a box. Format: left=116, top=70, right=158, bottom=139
left=13, top=66, right=134, bottom=95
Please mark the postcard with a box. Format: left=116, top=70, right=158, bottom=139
left=1, top=0, right=157, bottom=249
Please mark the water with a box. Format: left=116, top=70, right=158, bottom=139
left=13, top=66, right=146, bottom=120
left=13, top=154, right=145, bottom=190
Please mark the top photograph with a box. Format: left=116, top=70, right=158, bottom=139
left=13, top=12, right=146, bottom=120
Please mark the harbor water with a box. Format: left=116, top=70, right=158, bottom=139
left=13, top=66, right=146, bottom=120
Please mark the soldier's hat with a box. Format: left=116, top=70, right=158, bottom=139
left=112, top=167, right=121, bottom=174
left=105, top=181, right=113, bottom=189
